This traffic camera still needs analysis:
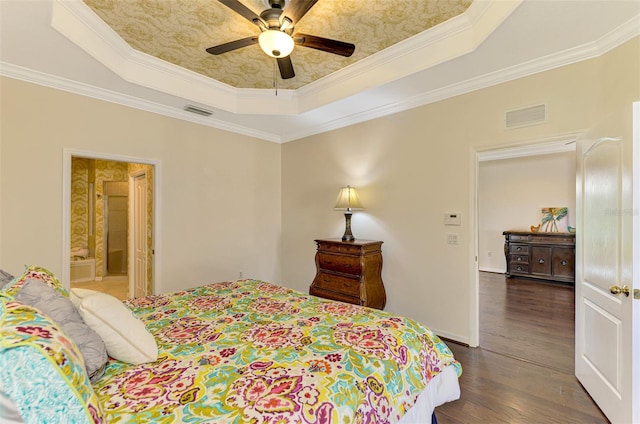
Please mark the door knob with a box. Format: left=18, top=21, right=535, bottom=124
left=609, top=285, right=630, bottom=297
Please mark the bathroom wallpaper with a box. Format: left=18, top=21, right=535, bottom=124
left=94, top=160, right=128, bottom=279
left=70, top=158, right=154, bottom=295
left=71, top=158, right=90, bottom=251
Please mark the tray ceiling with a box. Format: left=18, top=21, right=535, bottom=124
left=83, top=0, right=473, bottom=90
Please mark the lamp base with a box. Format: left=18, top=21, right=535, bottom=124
left=342, top=212, right=355, bottom=242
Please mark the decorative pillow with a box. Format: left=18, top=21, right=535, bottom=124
left=0, top=270, right=14, bottom=290
left=16, top=279, right=108, bottom=382
left=0, top=389, right=23, bottom=424
left=0, top=297, right=104, bottom=423
left=70, top=288, right=158, bottom=364
left=2, top=265, right=68, bottom=298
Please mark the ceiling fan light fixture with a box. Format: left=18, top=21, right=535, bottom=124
left=258, top=30, right=294, bottom=58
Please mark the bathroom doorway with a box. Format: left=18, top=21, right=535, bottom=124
left=67, top=154, right=156, bottom=300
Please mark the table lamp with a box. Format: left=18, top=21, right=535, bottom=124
left=334, top=185, right=363, bottom=241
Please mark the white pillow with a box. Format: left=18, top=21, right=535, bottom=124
left=70, top=288, right=158, bottom=364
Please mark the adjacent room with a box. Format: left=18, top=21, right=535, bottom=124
left=1, top=1, right=638, bottom=423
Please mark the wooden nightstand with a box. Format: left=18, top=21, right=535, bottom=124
left=309, top=239, right=386, bottom=310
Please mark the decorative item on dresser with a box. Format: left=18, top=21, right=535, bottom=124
left=503, top=230, right=576, bottom=284
left=310, top=238, right=386, bottom=309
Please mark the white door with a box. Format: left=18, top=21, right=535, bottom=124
left=132, top=173, right=148, bottom=298
left=575, top=103, right=639, bottom=423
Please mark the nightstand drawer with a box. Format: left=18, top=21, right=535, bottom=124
left=313, top=273, right=360, bottom=297
left=310, top=287, right=361, bottom=306
left=317, top=241, right=362, bottom=255
left=318, top=253, right=361, bottom=275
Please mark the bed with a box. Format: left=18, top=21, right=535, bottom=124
left=0, top=266, right=461, bottom=423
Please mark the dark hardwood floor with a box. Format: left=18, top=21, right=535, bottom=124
left=479, top=271, right=575, bottom=373
left=434, top=272, right=608, bottom=423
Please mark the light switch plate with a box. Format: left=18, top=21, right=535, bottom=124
left=444, top=212, right=461, bottom=226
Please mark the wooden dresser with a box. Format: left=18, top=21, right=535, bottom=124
left=309, top=239, right=386, bottom=310
left=503, top=231, right=575, bottom=284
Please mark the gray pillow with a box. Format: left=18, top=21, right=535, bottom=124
left=15, top=279, right=108, bottom=382
left=0, top=269, right=14, bottom=289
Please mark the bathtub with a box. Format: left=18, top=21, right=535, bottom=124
left=70, top=257, right=96, bottom=283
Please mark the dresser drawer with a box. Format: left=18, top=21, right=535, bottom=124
left=318, top=253, right=361, bottom=275
left=530, top=235, right=574, bottom=244
left=508, top=234, right=530, bottom=242
left=510, top=263, right=529, bottom=273
left=509, top=254, right=529, bottom=264
left=509, top=244, right=529, bottom=254
left=312, top=272, right=360, bottom=297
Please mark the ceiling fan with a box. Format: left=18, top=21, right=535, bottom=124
left=206, top=0, right=355, bottom=80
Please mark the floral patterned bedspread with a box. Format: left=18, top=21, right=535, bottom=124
left=94, top=280, right=461, bottom=423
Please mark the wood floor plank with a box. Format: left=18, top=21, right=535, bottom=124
left=434, top=272, right=608, bottom=423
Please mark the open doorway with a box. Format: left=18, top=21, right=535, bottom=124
left=63, top=150, right=157, bottom=300
left=475, top=137, right=577, bottom=370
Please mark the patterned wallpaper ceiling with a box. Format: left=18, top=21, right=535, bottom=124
left=83, top=0, right=473, bottom=90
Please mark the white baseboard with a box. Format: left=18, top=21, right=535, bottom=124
left=432, top=328, right=471, bottom=346
left=479, top=267, right=505, bottom=274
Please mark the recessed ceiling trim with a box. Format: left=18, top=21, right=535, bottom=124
left=50, top=0, right=521, bottom=117
left=296, top=0, right=523, bottom=111
left=50, top=0, right=253, bottom=110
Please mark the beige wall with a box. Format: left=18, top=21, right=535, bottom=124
left=0, top=78, right=282, bottom=294
left=281, top=37, right=639, bottom=343
left=478, top=152, right=576, bottom=273
left=1, top=37, right=637, bottom=344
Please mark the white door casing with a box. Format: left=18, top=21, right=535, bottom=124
left=575, top=103, right=638, bottom=423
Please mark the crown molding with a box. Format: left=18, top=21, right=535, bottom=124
left=0, top=61, right=282, bottom=142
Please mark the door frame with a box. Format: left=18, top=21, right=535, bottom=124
left=61, top=149, right=161, bottom=294
left=469, top=132, right=581, bottom=346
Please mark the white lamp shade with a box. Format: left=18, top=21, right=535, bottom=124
left=334, top=185, right=363, bottom=211
left=258, top=30, right=294, bottom=58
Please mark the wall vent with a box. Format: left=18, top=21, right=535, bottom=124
left=504, top=104, right=546, bottom=129
left=184, top=105, right=213, bottom=117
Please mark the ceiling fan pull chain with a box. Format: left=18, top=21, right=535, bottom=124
left=274, top=60, right=278, bottom=96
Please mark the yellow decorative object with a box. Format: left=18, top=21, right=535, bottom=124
left=530, top=225, right=540, bottom=233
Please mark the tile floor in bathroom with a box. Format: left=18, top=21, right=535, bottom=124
left=70, top=275, right=130, bottom=301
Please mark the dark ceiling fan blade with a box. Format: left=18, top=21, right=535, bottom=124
left=217, top=0, right=261, bottom=24
left=206, top=36, right=258, bottom=55
left=284, top=0, right=319, bottom=25
left=277, top=56, right=295, bottom=79
left=293, top=33, right=355, bottom=57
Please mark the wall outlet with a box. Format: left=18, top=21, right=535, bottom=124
left=447, top=234, right=459, bottom=245
left=488, top=251, right=493, bottom=257
left=239, top=271, right=243, bottom=279
left=444, top=212, right=462, bottom=226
